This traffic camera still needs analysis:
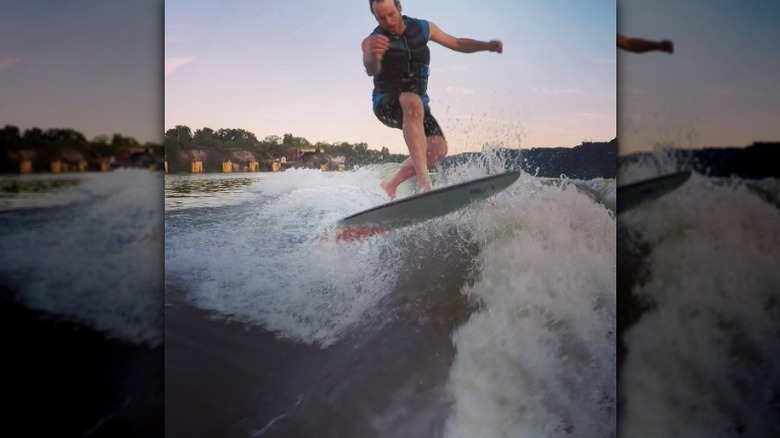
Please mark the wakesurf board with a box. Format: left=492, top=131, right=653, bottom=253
left=335, top=171, right=521, bottom=240
left=617, top=171, right=691, bottom=214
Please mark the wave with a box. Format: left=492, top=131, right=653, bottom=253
left=0, top=169, right=164, bottom=347
left=618, top=150, right=780, bottom=436
left=165, top=155, right=618, bottom=435
left=444, top=168, right=616, bottom=437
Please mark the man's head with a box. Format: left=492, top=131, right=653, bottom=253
left=369, top=0, right=404, bottom=35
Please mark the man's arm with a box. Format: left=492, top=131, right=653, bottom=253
left=617, top=34, right=674, bottom=53
left=362, top=35, right=389, bottom=76
left=429, top=22, right=502, bottom=54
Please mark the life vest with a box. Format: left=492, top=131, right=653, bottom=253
left=370, top=16, right=431, bottom=95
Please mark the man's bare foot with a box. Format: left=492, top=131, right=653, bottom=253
left=381, top=179, right=397, bottom=200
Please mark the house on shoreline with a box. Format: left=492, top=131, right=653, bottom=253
left=4, top=147, right=162, bottom=174
left=164, top=147, right=345, bottom=174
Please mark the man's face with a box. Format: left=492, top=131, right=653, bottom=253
left=372, top=1, right=404, bottom=35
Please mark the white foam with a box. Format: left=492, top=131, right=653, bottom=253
left=165, top=162, right=611, bottom=350
left=618, top=145, right=687, bottom=185
left=1, top=169, right=164, bottom=347
left=165, top=167, right=402, bottom=347
left=444, top=178, right=617, bottom=436
left=620, top=173, right=780, bottom=436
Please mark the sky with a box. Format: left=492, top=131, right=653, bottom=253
left=3, top=1, right=777, bottom=156
left=0, top=0, right=163, bottom=144
left=618, top=0, right=780, bottom=154
left=165, top=0, right=616, bottom=155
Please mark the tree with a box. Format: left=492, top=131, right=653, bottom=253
left=193, top=128, right=220, bottom=148
left=112, top=133, right=138, bottom=148
left=282, top=133, right=310, bottom=148
left=0, top=125, right=22, bottom=171
left=194, top=127, right=216, bottom=141
left=264, top=135, right=281, bottom=145
left=93, top=134, right=110, bottom=144
left=216, top=128, right=257, bottom=143
left=46, top=128, right=87, bottom=150
left=165, top=125, right=193, bottom=143
left=0, top=125, right=22, bottom=144
left=23, top=127, right=46, bottom=145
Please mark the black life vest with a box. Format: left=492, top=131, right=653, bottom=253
left=370, top=16, right=430, bottom=95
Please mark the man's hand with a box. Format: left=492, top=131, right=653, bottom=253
left=487, top=40, right=503, bottom=54
left=362, top=34, right=391, bottom=76
left=366, top=34, right=391, bottom=59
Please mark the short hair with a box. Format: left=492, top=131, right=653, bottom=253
left=369, top=0, right=400, bottom=14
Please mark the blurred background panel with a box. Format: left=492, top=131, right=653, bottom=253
left=0, top=1, right=164, bottom=436
left=617, top=0, right=780, bottom=436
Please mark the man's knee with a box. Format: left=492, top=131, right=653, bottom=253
left=398, top=92, right=424, bottom=119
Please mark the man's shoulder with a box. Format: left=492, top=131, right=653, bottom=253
left=403, top=16, right=428, bottom=25
left=404, top=16, right=430, bottom=39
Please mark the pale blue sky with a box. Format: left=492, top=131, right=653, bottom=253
left=166, top=0, right=616, bottom=154
left=0, top=0, right=162, bottom=144
left=618, top=0, right=780, bottom=154
left=4, top=1, right=777, bottom=155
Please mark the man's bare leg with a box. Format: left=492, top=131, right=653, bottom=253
left=426, top=135, right=448, bottom=166
left=381, top=135, right=448, bottom=199
left=400, top=92, right=430, bottom=188
left=381, top=158, right=416, bottom=200
left=380, top=93, right=448, bottom=199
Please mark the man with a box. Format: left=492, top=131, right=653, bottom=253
left=617, top=33, right=674, bottom=53
left=362, top=0, right=502, bottom=199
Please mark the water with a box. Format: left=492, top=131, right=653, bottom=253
left=165, top=158, right=616, bottom=437
left=5, top=150, right=774, bottom=435
left=0, top=169, right=164, bottom=347
left=0, top=169, right=165, bottom=435
left=617, top=149, right=780, bottom=437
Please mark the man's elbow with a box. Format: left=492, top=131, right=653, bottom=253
left=364, top=64, right=381, bottom=76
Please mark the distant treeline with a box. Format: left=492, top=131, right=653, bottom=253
left=441, top=139, right=618, bottom=180
left=0, top=125, right=163, bottom=173
left=164, top=125, right=408, bottom=173
left=618, top=141, right=780, bottom=179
